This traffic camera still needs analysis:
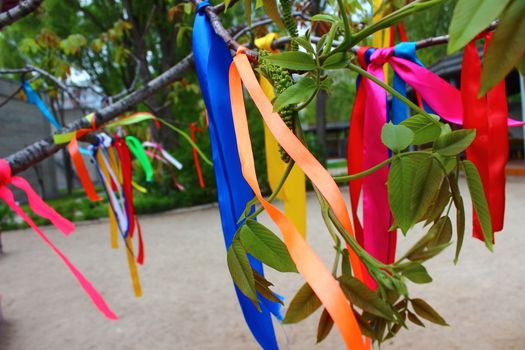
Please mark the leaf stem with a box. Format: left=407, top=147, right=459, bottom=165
left=243, top=160, right=296, bottom=221
left=334, top=151, right=432, bottom=183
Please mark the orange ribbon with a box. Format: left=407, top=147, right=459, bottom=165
left=67, top=114, right=103, bottom=201
left=229, top=51, right=366, bottom=350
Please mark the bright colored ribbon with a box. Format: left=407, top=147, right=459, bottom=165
left=189, top=123, right=206, bottom=188
left=92, top=136, right=142, bottom=296
left=142, top=141, right=183, bottom=170
left=22, top=80, right=62, bottom=130
left=230, top=50, right=366, bottom=350
left=462, top=33, right=508, bottom=241
left=350, top=48, right=395, bottom=276
left=125, top=135, right=154, bottom=183
left=255, top=33, right=307, bottom=237
left=192, top=4, right=281, bottom=349
left=0, top=159, right=117, bottom=319
left=54, top=113, right=102, bottom=202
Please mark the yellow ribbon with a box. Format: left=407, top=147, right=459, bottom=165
left=372, top=0, right=391, bottom=80
left=97, top=147, right=142, bottom=297
left=255, top=33, right=307, bottom=237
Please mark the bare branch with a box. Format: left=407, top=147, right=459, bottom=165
left=0, top=0, right=44, bottom=29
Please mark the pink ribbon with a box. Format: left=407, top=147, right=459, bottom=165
left=0, top=159, right=117, bottom=320
left=360, top=48, right=395, bottom=266
left=353, top=46, right=523, bottom=266
left=386, top=54, right=525, bottom=127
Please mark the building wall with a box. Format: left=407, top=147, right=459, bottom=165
left=0, top=79, right=101, bottom=201
left=0, top=79, right=58, bottom=200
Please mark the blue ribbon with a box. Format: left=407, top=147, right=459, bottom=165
left=22, top=80, right=62, bottom=130
left=391, top=42, right=434, bottom=124
left=192, top=3, right=280, bottom=349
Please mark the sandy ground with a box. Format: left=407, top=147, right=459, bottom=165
left=1, top=177, right=525, bottom=350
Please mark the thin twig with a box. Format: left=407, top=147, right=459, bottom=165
left=0, top=0, right=43, bottom=29
left=0, top=85, right=22, bottom=109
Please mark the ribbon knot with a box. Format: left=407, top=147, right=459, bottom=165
left=369, top=47, right=394, bottom=66
left=0, top=159, right=11, bottom=187
left=196, top=1, right=210, bottom=12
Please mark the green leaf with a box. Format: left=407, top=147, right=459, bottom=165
left=292, top=36, right=315, bottom=54
left=311, top=13, right=340, bottom=23
left=263, top=0, right=285, bottom=29
left=341, top=249, right=352, bottom=277
left=422, top=180, right=451, bottom=224
left=447, top=0, right=511, bottom=54
left=400, top=114, right=442, bottom=145
left=283, top=282, right=321, bottom=324
left=254, top=272, right=283, bottom=305
left=260, top=51, right=317, bottom=71
left=316, top=34, right=327, bottom=55
left=339, top=276, right=396, bottom=321
left=272, top=76, right=317, bottom=112
left=462, top=160, right=493, bottom=251
left=412, top=156, right=444, bottom=221
left=388, top=155, right=418, bottom=234
left=481, top=0, right=525, bottom=96
left=381, top=122, right=414, bottom=153
left=410, top=298, right=448, bottom=326
left=239, top=220, right=297, bottom=272
left=434, top=129, right=476, bottom=156
left=402, top=263, right=433, bottom=284
left=408, top=242, right=450, bottom=261
left=407, top=310, right=425, bottom=327
left=227, top=239, right=259, bottom=307
left=406, top=217, right=451, bottom=262
left=355, top=311, right=379, bottom=340
left=322, top=52, right=348, bottom=70
left=517, top=55, right=525, bottom=76
left=429, top=216, right=453, bottom=247
left=316, top=308, right=334, bottom=343
left=448, top=174, right=466, bottom=264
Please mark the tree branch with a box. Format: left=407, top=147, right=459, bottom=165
left=6, top=54, right=194, bottom=175
left=0, top=0, right=43, bottom=29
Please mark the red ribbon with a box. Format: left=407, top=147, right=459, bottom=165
left=190, top=122, right=206, bottom=188
left=114, top=136, right=144, bottom=264
left=462, top=33, right=508, bottom=241
left=0, top=159, right=117, bottom=319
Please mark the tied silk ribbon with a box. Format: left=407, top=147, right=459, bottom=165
left=54, top=113, right=103, bottom=202
left=189, top=123, right=206, bottom=188
left=192, top=4, right=281, bottom=350
left=254, top=33, right=307, bottom=236
left=0, top=159, right=117, bottom=319
left=230, top=50, right=367, bottom=350
left=22, top=80, right=62, bottom=130
left=462, top=33, right=508, bottom=240
left=91, top=135, right=143, bottom=296
left=349, top=48, right=395, bottom=281
left=353, top=43, right=525, bottom=245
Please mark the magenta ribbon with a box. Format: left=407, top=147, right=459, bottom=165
left=355, top=46, right=524, bottom=267
left=385, top=53, right=525, bottom=127
left=360, top=48, right=395, bottom=266
left=0, top=159, right=117, bottom=320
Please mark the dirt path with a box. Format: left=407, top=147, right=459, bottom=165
left=1, top=177, right=525, bottom=350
